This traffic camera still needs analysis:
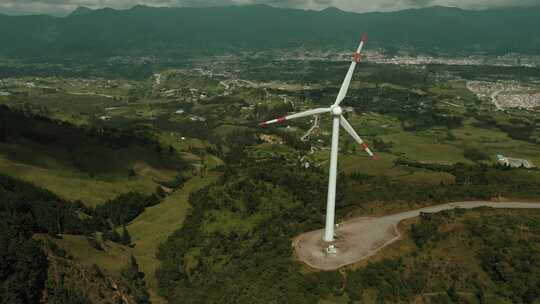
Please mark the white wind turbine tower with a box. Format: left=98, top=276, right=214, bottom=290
left=260, top=33, right=377, bottom=243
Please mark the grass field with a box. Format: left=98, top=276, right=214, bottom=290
left=381, top=131, right=469, bottom=163
left=347, top=112, right=403, bottom=137
left=312, top=150, right=456, bottom=186
left=38, top=172, right=222, bottom=304
left=338, top=152, right=401, bottom=175
left=0, top=144, right=176, bottom=206
left=342, top=112, right=540, bottom=167
left=1, top=92, right=123, bottom=116
left=38, top=234, right=133, bottom=274
left=452, top=120, right=540, bottom=165
left=127, top=172, right=222, bottom=304
left=159, top=132, right=210, bottom=152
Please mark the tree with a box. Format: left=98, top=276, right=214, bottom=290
left=128, top=168, right=137, bottom=178
left=463, top=148, right=490, bottom=162
left=476, top=288, right=486, bottom=304
left=103, top=229, right=121, bottom=243
left=121, top=226, right=132, bottom=246
left=0, top=217, right=49, bottom=303
left=0, top=120, right=7, bottom=141
left=46, top=279, right=92, bottom=304
left=156, top=185, right=167, bottom=198
left=373, top=138, right=393, bottom=153
left=447, top=285, right=459, bottom=302
left=95, top=192, right=157, bottom=226
left=120, top=256, right=150, bottom=304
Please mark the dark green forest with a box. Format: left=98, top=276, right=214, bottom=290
left=0, top=173, right=98, bottom=303
left=0, top=171, right=157, bottom=303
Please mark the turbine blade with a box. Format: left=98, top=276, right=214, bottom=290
left=334, top=33, right=368, bottom=107
left=339, top=116, right=377, bottom=160
left=259, top=108, right=330, bottom=127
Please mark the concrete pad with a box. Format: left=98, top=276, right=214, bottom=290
left=294, top=201, right=540, bottom=271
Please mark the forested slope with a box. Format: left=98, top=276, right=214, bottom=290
left=156, top=151, right=540, bottom=303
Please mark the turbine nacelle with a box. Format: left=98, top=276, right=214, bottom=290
left=330, top=106, right=343, bottom=116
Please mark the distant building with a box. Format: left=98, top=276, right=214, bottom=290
left=496, top=154, right=535, bottom=169
left=163, top=89, right=176, bottom=97
left=259, top=134, right=284, bottom=145
left=189, top=115, right=206, bottom=122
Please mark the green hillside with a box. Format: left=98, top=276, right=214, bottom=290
left=156, top=151, right=540, bottom=303
left=0, top=164, right=166, bottom=303
left=0, top=172, right=117, bottom=303
left=348, top=208, right=540, bottom=303
left=0, top=105, right=188, bottom=206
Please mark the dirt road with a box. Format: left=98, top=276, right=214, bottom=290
left=294, top=201, right=540, bottom=271
left=490, top=90, right=503, bottom=110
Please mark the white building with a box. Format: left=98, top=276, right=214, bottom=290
left=496, top=155, right=535, bottom=169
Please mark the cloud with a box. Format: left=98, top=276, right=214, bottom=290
left=1, top=0, right=539, bottom=16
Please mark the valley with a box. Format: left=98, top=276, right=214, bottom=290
left=1, top=4, right=540, bottom=303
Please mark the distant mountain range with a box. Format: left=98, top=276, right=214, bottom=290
left=1, top=4, right=540, bottom=61
left=68, top=6, right=94, bottom=17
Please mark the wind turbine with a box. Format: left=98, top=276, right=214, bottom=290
left=259, top=33, right=376, bottom=243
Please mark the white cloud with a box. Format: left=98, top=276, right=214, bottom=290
left=1, top=0, right=539, bottom=16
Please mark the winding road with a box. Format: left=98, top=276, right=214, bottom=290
left=490, top=90, right=504, bottom=110
left=294, top=201, right=540, bottom=271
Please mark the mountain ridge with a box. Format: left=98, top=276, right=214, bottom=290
left=68, top=6, right=94, bottom=17
left=1, top=4, right=539, bottom=60
left=9, top=4, right=539, bottom=18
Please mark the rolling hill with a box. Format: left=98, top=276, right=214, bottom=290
left=0, top=105, right=188, bottom=206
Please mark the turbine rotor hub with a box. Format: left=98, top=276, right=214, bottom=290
left=331, top=106, right=343, bottom=116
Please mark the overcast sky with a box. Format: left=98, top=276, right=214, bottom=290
left=1, top=0, right=539, bottom=16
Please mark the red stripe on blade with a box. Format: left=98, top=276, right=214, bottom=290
left=361, top=33, right=368, bottom=43
left=277, top=117, right=287, bottom=123
left=259, top=122, right=268, bottom=128
left=361, top=143, right=369, bottom=150
left=353, top=52, right=361, bottom=63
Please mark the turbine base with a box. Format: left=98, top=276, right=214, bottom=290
left=293, top=216, right=392, bottom=271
